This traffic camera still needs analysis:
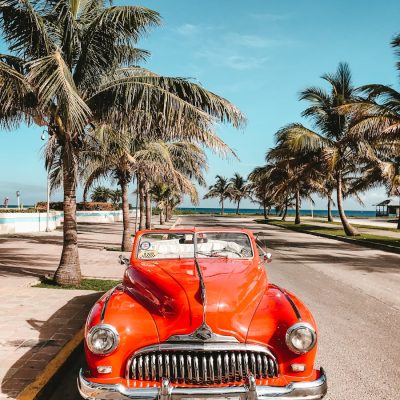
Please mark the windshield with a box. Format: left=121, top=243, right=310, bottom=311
left=136, top=232, right=253, bottom=260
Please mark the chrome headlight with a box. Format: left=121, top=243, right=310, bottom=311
left=285, top=322, right=317, bottom=354
left=87, top=324, right=119, bottom=355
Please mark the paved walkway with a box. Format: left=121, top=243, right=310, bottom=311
left=0, top=215, right=177, bottom=399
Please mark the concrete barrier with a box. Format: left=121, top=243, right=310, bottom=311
left=0, top=210, right=138, bottom=234
left=0, top=211, right=63, bottom=234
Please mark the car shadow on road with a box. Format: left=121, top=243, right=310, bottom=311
left=0, top=292, right=100, bottom=399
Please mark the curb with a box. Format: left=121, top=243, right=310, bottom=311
left=262, top=221, right=400, bottom=255
left=16, top=327, right=84, bottom=400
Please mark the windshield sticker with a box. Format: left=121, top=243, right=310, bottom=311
left=139, top=250, right=158, bottom=259
left=140, top=241, right=152, bottom=250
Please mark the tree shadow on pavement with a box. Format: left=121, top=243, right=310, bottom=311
left=1, top=292, right=100, bottom=399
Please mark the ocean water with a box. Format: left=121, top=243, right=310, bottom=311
left=177, top=207, right=378, bottom=218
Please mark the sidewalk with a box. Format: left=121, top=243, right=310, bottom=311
left=0, top=215, right=178, bottom=399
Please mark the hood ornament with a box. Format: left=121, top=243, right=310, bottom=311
left=193, top=322, right=213, bottom=341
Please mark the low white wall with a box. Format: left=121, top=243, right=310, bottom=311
left=0, top=210, right=139, bottom=234
left=76, top=210, right=138, bottom=223
left=0, top=211, right=63, bottom=234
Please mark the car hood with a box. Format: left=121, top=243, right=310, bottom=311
left=123, top=258, right=267, bottom=342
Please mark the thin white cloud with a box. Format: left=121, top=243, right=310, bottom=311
left=228, top=33, right=287, bottom=48
left=195, top=50, right=267, bottom=70
left=175, top=23, right=199, bottom=36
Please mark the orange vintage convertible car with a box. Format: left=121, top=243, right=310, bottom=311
left=78, top=228, right=327, bottom=399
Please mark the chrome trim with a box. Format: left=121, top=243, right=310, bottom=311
left=285, top=322, right=317, bottom=355
left=100, top=286, right=123, bottom=322
left=86, top=324, right=120, bottom=356
left=193, top=356, right=200, bottom=382
left=166, top=323, right=239, bottom=343
left=78, top=368, right=327, bottom=400
left=194, top=258, right=207, bottom=325
left=131, top=342, right=274, bottom=356
left=127, top=343, right=278, bottom=384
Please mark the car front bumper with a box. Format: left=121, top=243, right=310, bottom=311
left=78, top=368, right=327, bottom=400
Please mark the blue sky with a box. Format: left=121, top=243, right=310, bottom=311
left=1, top=0, right=400, bottom=209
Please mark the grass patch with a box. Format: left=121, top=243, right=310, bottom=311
left=34, top=278, right=121, bottom=291
left=104, top=246, right=122, bottom=252
left=265, top=220, right=400, bottom=250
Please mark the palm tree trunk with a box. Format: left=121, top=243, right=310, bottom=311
left=54, top=148, right=81, bottom=285
left=236, top=200, right=240, bottom=215
left=160, top=208, right=165, bottom=225
left=327, top=192, right=334, bottom=222
left=336, top=172, right=359, bottom=236
left=295, top=190, right=301, bottom=224
left=281, top=202, right=288, bottom=221
left=138, top=180, right=145, bottom=230
left=221, top=198, right=224, bottom=215
left=263, top=199, right=267, bottom=219
left=134, top=183, right=139, bottom=234
left=121, top=180, right=132, bottom=252
left=145, top=190, right=151, bottom=229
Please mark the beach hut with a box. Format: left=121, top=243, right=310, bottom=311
left=374, top=199, right=400, bottom=217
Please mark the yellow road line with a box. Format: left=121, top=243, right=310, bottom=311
left=17, top=327, right=84, bottom=400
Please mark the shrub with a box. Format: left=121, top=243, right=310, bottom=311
left=36, top=202, right=64, bottom=211
left=0, top=208, right=40, bottom=213
left=78, top=202, right=115, bottom=211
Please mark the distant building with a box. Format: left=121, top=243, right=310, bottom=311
left=374, top=199, right=400, bottom=217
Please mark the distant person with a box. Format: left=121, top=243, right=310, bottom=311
left=3, top=197, right=9, bottom=208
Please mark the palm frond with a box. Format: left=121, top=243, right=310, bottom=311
left=27, top=51, right=91, bottom=134
left=0, top=0, right=55, bottom=58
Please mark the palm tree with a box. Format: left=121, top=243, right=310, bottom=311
left=248, top=166, right=278, bottom=219
left=204, top=175, right=232, bottom=215
left=229, top=173, right=251, bottom=214
left=150, top=183, right=169, bottom=225
left=342, top=35, right=400, bottom=228
left=274, top=63, right=363, bottom=235
left=110, top=189, right=122, bottom=208
left=267, top=142, right=319, bottom=225
left=0, top=0, right=245, bottom=284
left=90, top=186, right=113, bottom=203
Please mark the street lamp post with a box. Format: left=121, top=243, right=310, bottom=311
left=16, top=191, right=20, bottom=209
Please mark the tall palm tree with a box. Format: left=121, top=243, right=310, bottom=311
left=0, top=0, right=245, bottom=284
left=274, top=63, right=363, bottom=235
left=342, top=35, right=400, bottom=228
left=229, top=173, right=251, bottom=214
left=204, top=175, right=232, bottom=215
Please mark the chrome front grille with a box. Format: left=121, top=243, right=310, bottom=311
left=129, top=346, right=278, bottom=384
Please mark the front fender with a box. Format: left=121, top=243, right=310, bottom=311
left=85, top=286, right=159, bottom=379
left=247, top=284, right=318, bottom=380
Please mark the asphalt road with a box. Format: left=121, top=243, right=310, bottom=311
left=49, top=215, right=400, bottom=400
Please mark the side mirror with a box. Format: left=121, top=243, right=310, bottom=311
left=119, top=255, right=130, bottom=266
left=263, top=252, right=272, bottom=263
